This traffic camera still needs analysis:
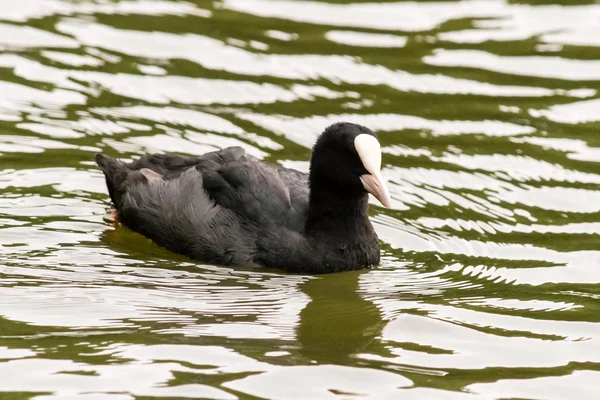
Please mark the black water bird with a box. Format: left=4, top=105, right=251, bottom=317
left=95, top=122, right=391, bottom=274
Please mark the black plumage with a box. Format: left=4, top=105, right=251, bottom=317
left=95, top=122, right=390, bottom=274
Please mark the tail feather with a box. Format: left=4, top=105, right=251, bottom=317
left=95, top=154, right=129, bottom=209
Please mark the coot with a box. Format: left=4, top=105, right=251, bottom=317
left=95, top=122, right=391, bottom=273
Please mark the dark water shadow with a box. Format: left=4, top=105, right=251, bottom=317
left=296, top=270, right=385, bottom=364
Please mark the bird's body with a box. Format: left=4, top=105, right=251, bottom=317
left=95, top=122, right=391, bottom=274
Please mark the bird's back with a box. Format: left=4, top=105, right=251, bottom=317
left=95, top=147, right=309, bottom=265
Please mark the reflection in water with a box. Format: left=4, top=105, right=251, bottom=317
left=224, top=364, right=413, bottom=399
left=297, top=271, right=384, bottom=363
left=239, top=112, right=537, bottom=148
left=325, top=30, right=408, bottom=48
left=224, top=0, right=504, bottom=31
left=0, top=0, right=600, bottom=398
left=425, top=49, right=600, bottom=81
left=52, top=21, right=586, bottom=97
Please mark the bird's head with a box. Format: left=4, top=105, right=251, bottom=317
left=310, top=122, right=391, bottom=207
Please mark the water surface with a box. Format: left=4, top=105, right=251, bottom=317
left=0, top=0, right=599, bottom=399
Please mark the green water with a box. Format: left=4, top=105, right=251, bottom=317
left=0, top=0, right=599, bottom=398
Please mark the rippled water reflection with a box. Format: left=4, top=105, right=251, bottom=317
left=0, top=0, right=599, bottom=398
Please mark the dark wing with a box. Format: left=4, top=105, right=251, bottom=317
left=126, top=146, right=246, bottom=179
left=95, top=147, right=311, bottom=266
left=199, top=160, right=288, bottom=226
left=119, top=168, right=256, bottom=265
left=94, top=147, right=246, bottom=208
left=197, top=156, right=309, bottom=231
left=96, top=147, right=309, bottom=230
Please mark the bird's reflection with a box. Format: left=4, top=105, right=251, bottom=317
left=99, top=223, right=385, bottom=365
left=296, top=270, right=385, bottom=364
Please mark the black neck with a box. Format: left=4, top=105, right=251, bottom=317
left=304, top=179, right=374, bottom=242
